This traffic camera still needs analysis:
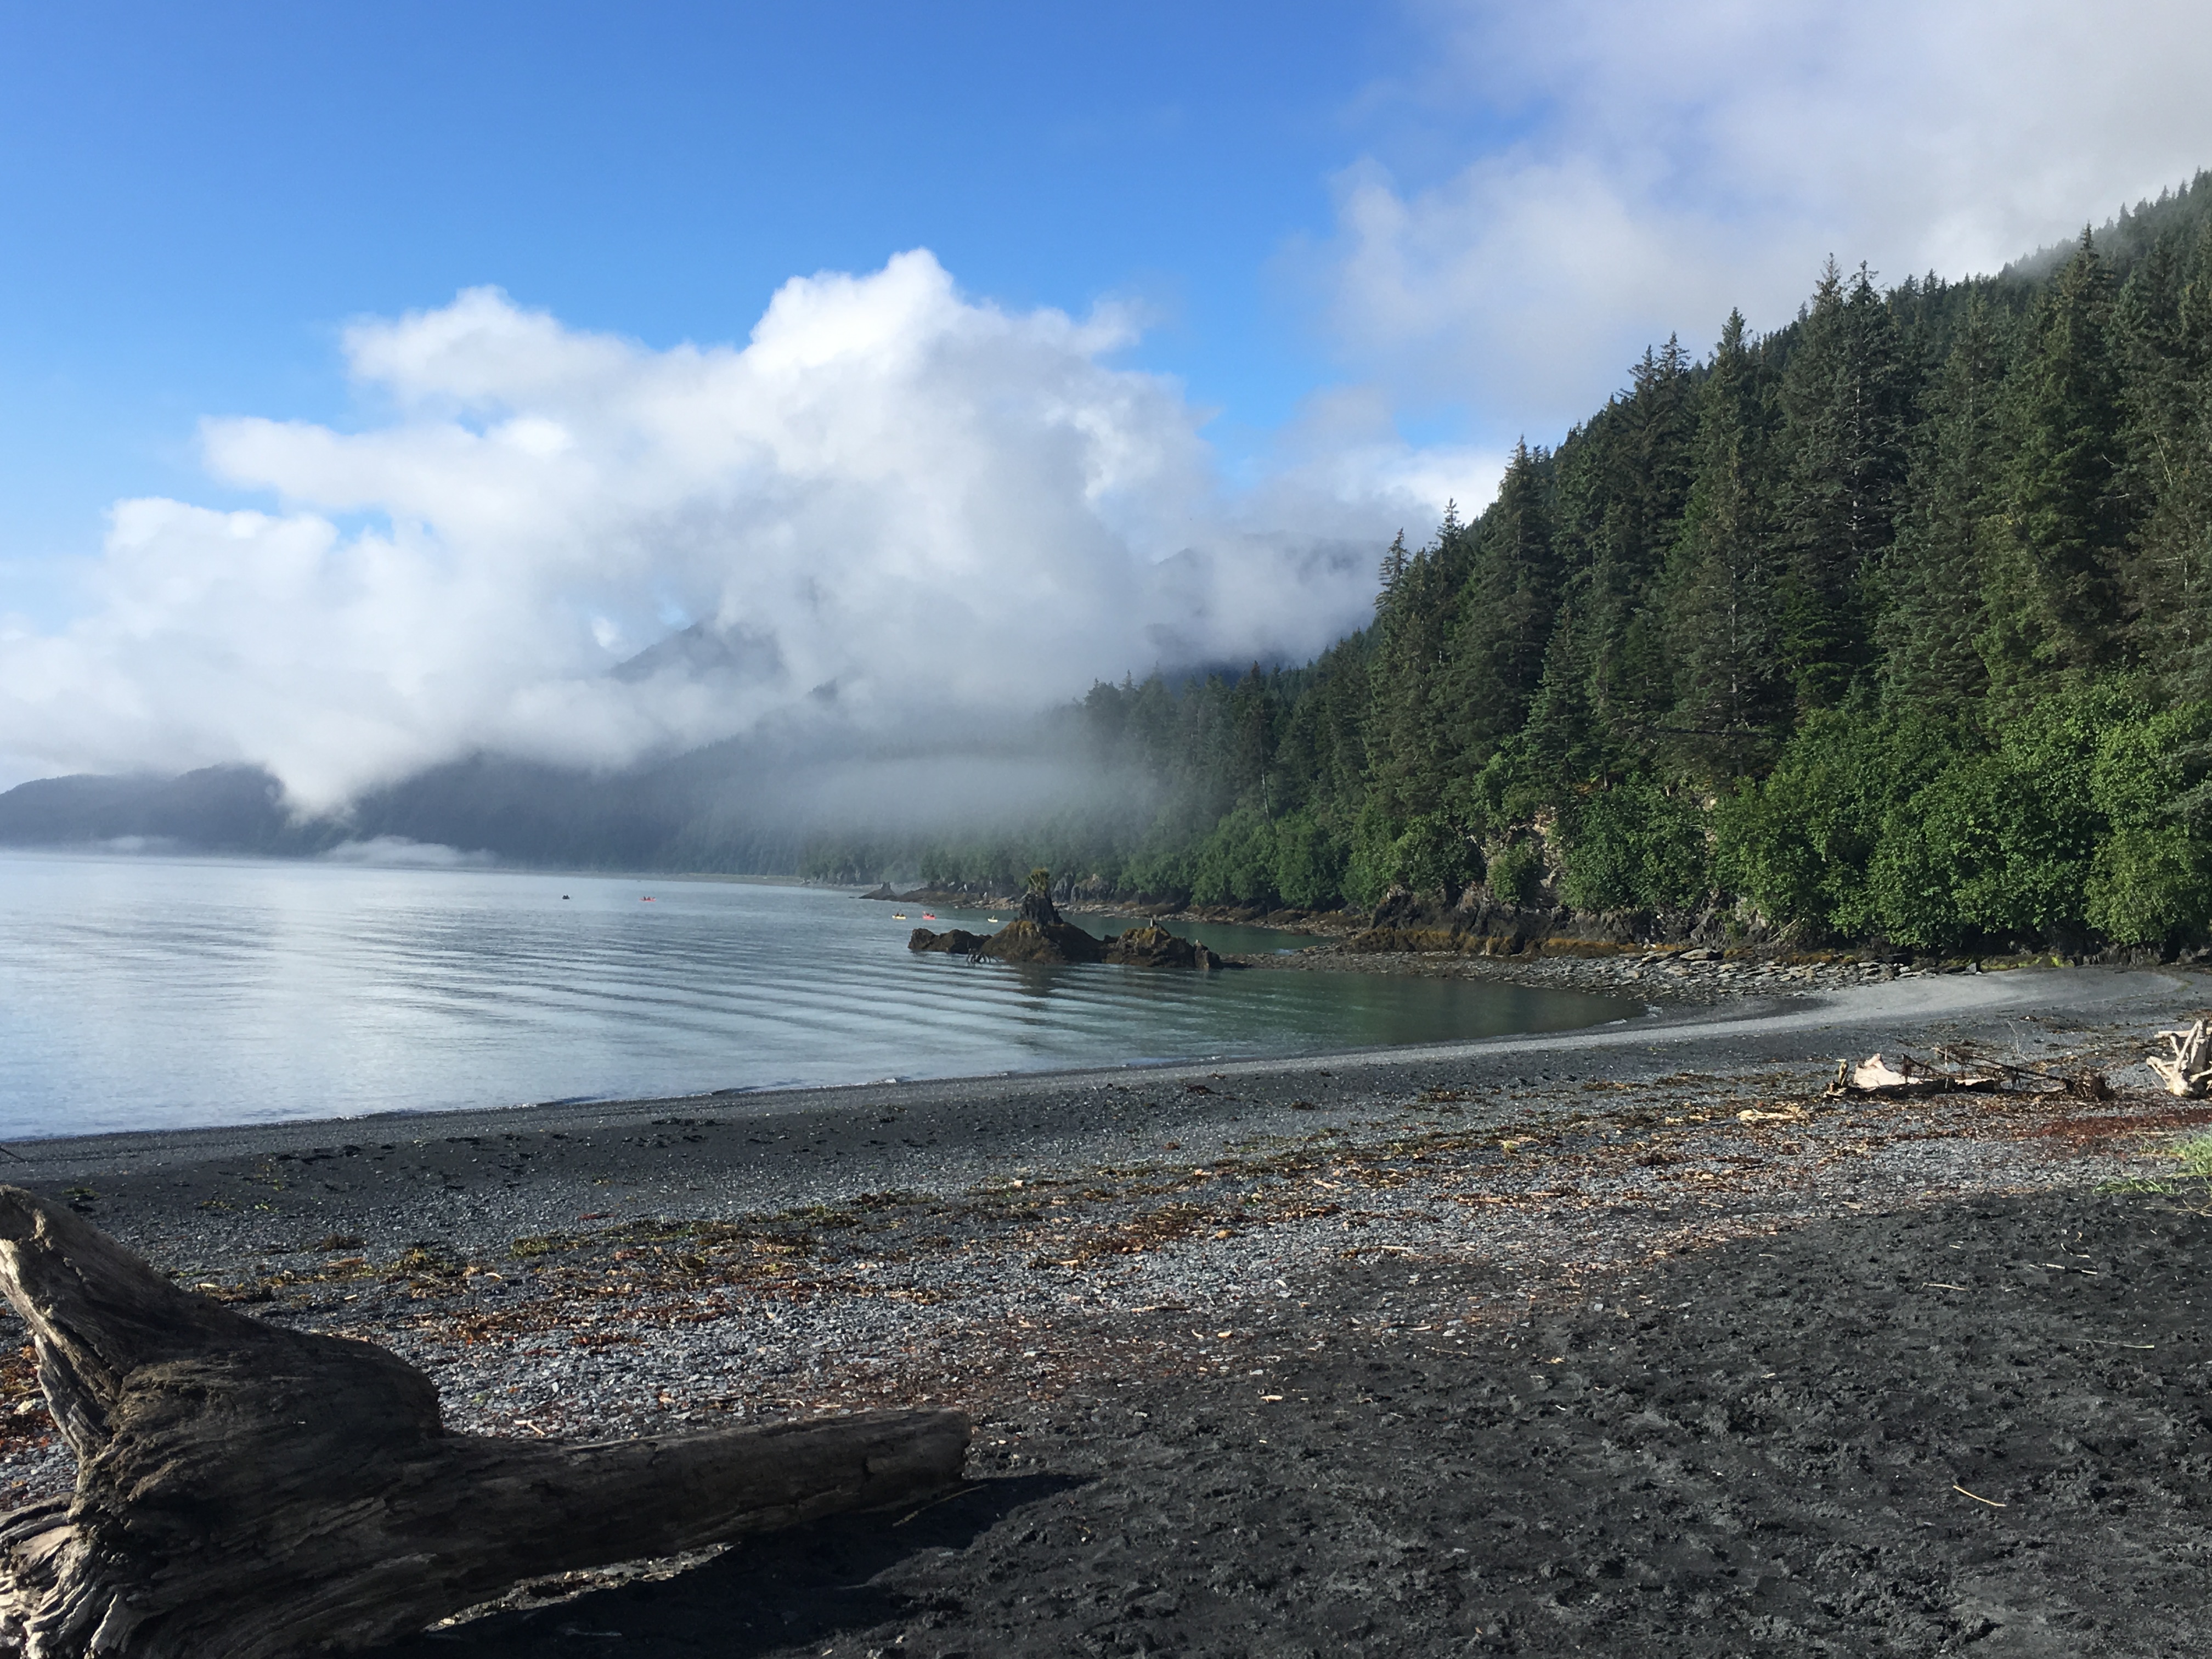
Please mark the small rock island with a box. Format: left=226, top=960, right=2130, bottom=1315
left=909, top=869, right=1220, bottom=969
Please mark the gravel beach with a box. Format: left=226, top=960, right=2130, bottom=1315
left=4, top=963, right=2210, bottom=1655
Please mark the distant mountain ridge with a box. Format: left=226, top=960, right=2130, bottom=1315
left=0, top=709, right=1137, bottom=876
left=0, top=755, right=798, bottom=871
left=0, top=768, right=301, bottom=853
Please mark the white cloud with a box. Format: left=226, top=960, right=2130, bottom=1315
left=1266, top=383, right=1505, bottom=528
left=0, top=254, right=1437, bottom=809
left=1323, top=0, right=2212, bottom=435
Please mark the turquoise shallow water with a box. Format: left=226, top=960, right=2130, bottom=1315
left=0, top=852, right=1640, bottom=1139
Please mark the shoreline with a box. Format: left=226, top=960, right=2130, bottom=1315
left=5, top=964, right=2209, bottom=1654
left=0, top=962, right=2106, bottom=1177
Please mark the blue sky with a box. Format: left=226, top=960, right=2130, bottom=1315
left=3, top=0, right=2210, bottom=799
left=0, top=2, right=1460, bottom=585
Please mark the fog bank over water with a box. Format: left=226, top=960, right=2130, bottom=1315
left=0, top=711, right=1152, bottom=874
left=0, top=255, right=1480, bottom=812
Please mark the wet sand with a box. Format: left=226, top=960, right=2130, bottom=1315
left=3, top=965, right=2209, bottom=1655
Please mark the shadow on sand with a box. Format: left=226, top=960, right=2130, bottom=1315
left=366, top=1472, right=1082, bottom=1656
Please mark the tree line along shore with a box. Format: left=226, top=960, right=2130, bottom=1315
left=810, top=174, right=2212, bottom=963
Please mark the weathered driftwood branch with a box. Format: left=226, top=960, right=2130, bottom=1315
left=1832, top=1048, right=2111, bottom=1101
left=0, top=1187, right=969, bottom=1658
left=2150, top=1020, right=2212, bottom=1098
left=1830, top=1051, right=1999, bottom=1097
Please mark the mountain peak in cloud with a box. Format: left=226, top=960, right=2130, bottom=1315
left=1, top=256, right=1419, bottom=812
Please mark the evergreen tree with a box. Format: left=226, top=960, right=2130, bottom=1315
left=1271, top=633, right=1371, bottom=825
left=1364, top=515, right=1468, bottom=824
left=1878, top=298, right=2007, bottom=709
left=1980, top=232, right=2131, bottom=688
left=1444, top=439, right=1560, bottom=761
left=2119, top=221, right=2212, bottom=695
left=1775, top=261, right=1911, bottom=708
left=1662, top=312, right=1787, bottom=777
left=1227, top=665, right=1276, bottom=811
left=1520, top=602, right=1604, bottom=792
left=1582, top=338, right=1698, bottom=749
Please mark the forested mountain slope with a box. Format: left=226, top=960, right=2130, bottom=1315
left=870, top=173, right=2212, bottom=955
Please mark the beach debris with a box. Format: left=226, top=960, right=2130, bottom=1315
left=1946, top=1047, right=2114, bottom=1099
left=0, top=1188, right=969, bottom=1659
left=1830, top=1052, right=2001, bottom=1096
left=1833, top=1048, right=2114, bottom=1099
left=1737, top=1104, right=1809, bottom=1124
left=2149, top=1020, right=2212, bottom=1098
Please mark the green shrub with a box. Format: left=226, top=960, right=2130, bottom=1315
left=1712, top=706, right=1956, bottom=936
left=1865, top=684, right=2148, bottom=950
left=1121, top=839, right=1193, bottom=900
left=1269, top=811, right=1346, bottom=909
left=1484, top=836, right=1544, bottom=906
left=1390, top=812, right=1482, bottom=899
left=2086, top=702, right=2212, bottom=944
left=1561, top=778, right=1709, bottom=911
left=1189, top=808, right=1278, bottom=905
left=1341, top=799, right=1400, bottom=908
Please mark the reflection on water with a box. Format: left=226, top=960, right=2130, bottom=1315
left=0, top=853, right=1639, bottom=1139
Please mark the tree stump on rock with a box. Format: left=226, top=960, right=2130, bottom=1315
left=0, top=1187, right=968, bottom=1658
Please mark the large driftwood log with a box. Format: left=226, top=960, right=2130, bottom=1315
left=0, top=1187, right=969, bottom=1658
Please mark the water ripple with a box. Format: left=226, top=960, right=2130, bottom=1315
left=0, top=853, right=1637, bottom=1138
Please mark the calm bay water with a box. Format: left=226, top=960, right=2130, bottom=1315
left=0, top=851, right=1640, bottom=1140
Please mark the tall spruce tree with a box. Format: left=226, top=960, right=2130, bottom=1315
left=1877, top=297, right=2007, bottom=709
left=1980, top=232, right=2131, bottom=689
left=1520, top=602, right=1605, bottom=792
left=1444, top=440, right=1560, bottom=761
left=1662, top=312, right=1787, bottom=777
left=1585, top=339, right=1697, bottom=748
left=1365, top=511, right=1468, bottom=824
left=1775, top=261, right=1911, bottom=709
left=1270, top=633, right=1371, bottom=826
left=2119, top=221, right=2212, bottom=695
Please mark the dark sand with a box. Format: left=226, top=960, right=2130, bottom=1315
left=4, top=966, right=2211, bottom=1655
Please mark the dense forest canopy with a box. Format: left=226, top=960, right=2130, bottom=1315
left=812, top=172, right=2212, bottom=955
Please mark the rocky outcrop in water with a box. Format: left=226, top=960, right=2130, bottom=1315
left=908, top=919, right=1108, bottom=963
left=909, top=927, right=991, bottom=955
left=907, top=872, right=1218, bottom=967
left=908, top=878, right=1109, bottom=963
left=1104, top=923, right=1220, bottom=970
left=975, top=918, right=1109, bottom=964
